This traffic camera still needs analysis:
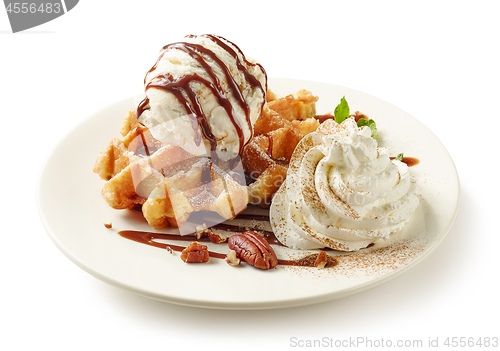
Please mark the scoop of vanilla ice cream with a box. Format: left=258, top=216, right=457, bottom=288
left=136, top=35, right=267, bottom=161
left=270, top=117, right=420, bottom=251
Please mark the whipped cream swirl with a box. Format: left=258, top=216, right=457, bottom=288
left=270, top=117, right=419, bottom=251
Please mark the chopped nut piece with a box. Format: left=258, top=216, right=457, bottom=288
left=165, top=246, right=174, bottom=254
left=195, top=227, right=213, bottom=240
left=195, top=223, right=207, bottom=232
left=208, top=232, right=227, bottom=244
left=314, top=251, right=328, bottom=269
left=225, top=250, right=241, bottom=266
left=180, top=241, right=209, bottom=263
left=104, top=222, right=112, bottom=229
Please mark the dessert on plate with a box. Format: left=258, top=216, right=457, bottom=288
left=94, top=34, right=420, bottom=269
left=94, top=34, right=268, bottom=232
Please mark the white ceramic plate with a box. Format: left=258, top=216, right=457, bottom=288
left=37, top=78, right=459, bottom=309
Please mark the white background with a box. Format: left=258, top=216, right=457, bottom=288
left=1, top=0, right=499, bottom=350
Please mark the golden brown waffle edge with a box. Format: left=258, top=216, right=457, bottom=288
left=93, top=111, right=248, bottom=229
left=242, top=89, right=320, bottom=207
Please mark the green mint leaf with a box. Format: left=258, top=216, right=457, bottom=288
left=357, top=118, right=367, bottom=127
left=334, top=96, right=350, bottom=124
left=367, top=119, right=377, bottom=138
left=395, top=153, right=404, bottom=161
left=357, top=118, right=377, bottom=138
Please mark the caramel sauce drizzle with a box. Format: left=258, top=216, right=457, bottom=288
left=400, top=157, right=419, bottom=167
left=118, top=230, right=227, bottom=259
left=390, top=156, right=420, bottom=167
left=117, top=218, right=333, bottom=267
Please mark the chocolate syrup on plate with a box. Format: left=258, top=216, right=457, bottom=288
left=117, top=215, right=334, bottom=267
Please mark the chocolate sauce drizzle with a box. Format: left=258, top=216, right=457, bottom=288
left=117, top=213, right=338, bottom=268
left=118, top=228, right=328, bottom=267
left=137, top=34, right=267, bottom=156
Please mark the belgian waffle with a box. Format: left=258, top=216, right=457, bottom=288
left=242, top=90, right=320, bottom=207
left=93, top=111, right=248, bottom=230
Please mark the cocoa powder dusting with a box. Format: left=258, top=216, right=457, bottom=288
left=278, top=238, right=427, bottom=277
left=330, top=239, right=426, bottom=277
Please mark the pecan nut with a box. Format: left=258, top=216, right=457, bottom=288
left=314, top=251, right=328, bottom=269
left=180, top=241, right=209, bottom=263
left=208, top=231, right=227, bottom=244
left=228, top=231, right=278, bottom=270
